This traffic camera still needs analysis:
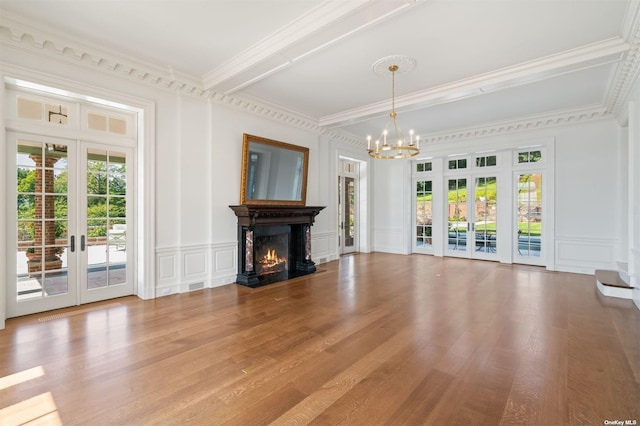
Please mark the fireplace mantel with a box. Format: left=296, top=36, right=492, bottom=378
left=229, top=205, right=325, bottom=287
left=229, top=205, right=325, bottom=226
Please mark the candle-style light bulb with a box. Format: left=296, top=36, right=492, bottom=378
left=383, top=129, right=388, bottom=145
left=409, top=129, right=414, bottom=145
left=367, top=135, right=371, bottom=150
left=416, top=135, right=420, bottom=149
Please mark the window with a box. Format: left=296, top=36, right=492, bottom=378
left=475, top=155, right=497, bottom=167
left=416, top=162, right=432, bottom=172
left=517, top=150, right=542, bottom=163
left=17, top=97, right=69, bottom=126
left=448, top=158, right=467, bottom=170
left=88, top=111, right=128, bottom=135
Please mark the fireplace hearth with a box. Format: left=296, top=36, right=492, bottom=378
left=230, top=205, right=325, bottom=287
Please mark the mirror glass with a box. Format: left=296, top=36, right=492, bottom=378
left=240, top=134, right=309, bottom=205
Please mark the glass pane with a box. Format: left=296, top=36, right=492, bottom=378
left=88, top=268, right=108, bottom=289
left=108, top=220, right=127, bottom=251
left=487, top=155, right=497, bottom=166
left=109, top=266, right=126, bottom=286
left=88, top=196, right=107, bottom=218
left=417, top=163, right=424, bottom=172
left=45, top=104, right=69, bottom=125
left=17, top=97, right=43, bottom=120
left=17, top=273, right=43, bottom=300
left=517, top=174, right=542, bottom=257
left=448, top=160, right=457, bottom=170
left=18, top=221, right=37, bottom=242
left=448, top=178, right=467, bottom=252
left=88, top=149, right=108, bottom=171
left=87, top=173, right=108, bottom=194
left=109, top=173, right=126, bottom=196
left=88, top=219, right=107, bottom=239
left=109, top=117, right=127, bottom=135
left=109, top=197, right=126, bottom=217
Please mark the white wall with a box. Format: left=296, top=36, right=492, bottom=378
left=628, top=91, right=640, bottom=309
left=0, top=42, right=336, bottom=325
left=371, top=119, right=624, bottom=274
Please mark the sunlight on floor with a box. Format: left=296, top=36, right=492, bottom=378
left=0, top=392, right=61, bottom=425
left=0, top=366, right=44, bottom=391
left=0, top=367, right=61, bottom=426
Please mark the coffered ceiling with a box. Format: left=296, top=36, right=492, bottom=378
left=1, top=0, right=638, bottom=144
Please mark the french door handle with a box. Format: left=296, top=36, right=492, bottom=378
left=70, top=235, right=75, bottom=253
left=81, top=235, right=86, bottom=252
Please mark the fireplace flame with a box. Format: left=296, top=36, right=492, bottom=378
left=258, top=247, right=287, bottom=275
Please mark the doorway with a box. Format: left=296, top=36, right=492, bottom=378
left=8, top=133, right=134, bottom=317
left=338, top=159, right=358, bottom=254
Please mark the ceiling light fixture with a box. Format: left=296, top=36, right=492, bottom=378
left=367, top=61, right=419, bottom=159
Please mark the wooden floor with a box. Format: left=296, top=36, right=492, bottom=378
left=1, top=253, right=639, bottom=425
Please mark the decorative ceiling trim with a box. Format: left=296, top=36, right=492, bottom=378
left=605, top=0, right=640, bottom=124
left=202, top=0, right=421, bottom=92
left=419, top=106, right=610, bottom=145
left=0, top=12, right=206, bottom=96
left=320, top=38, right=629, bottom=127
left=202, top=0, right=369, bottom=89
left=0, top=11, right=626, bottom=149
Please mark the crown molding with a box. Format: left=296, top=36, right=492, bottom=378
left=419, top=105, right=610, bottom=145
left=605, top=0, right=640, bottom=125
left=0, top=12, right=206, bottom=96
left=320, top=38, right=628, bottom=127
left=0, top=9, right=626, bottom=148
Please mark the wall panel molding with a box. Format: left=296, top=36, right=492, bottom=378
left=554, top=236, right=617, bottom=274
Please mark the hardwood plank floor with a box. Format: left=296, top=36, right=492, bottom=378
left=1, top=253, right=639, bottom=425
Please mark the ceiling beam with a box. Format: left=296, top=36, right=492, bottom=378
left=202, top=0, right=422, bottom=92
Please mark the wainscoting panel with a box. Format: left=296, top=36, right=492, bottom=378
left=555, top=237, right=617, bottom=274
left=156, top=243, right=236, bottom=296
left=180, top=246, right=209, bottom=293
left=211, top=242, right=237, bottom=287
left=312, top=231, right=336, bottom=264
left=156, top=248, right=180, bottom=296
left=158, top=253, right=177, bottom=281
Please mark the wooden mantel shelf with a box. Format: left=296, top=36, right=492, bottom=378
left=229, top=205, right=325, bottom=226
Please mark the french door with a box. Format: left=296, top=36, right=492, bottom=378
left=445, top=175, right=498, bottom=261
left=8, top=133, right=134, bottom=317
left=514, top=172, right=544, bottom=265
left=338, top=175, right=357, bottom=254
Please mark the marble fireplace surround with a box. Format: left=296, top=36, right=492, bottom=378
left=229, top=205, right=325, bottom=288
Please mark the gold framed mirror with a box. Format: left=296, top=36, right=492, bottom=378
left=240, top=133, right=309, bottom=206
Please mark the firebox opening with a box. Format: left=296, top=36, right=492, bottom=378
left=254, top=231, right=289, bottom=285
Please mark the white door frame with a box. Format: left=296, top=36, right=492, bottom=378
left=2, top=70, right=155, bottom=327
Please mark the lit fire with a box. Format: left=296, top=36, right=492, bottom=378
left=257, top=248, right=287, bottom=275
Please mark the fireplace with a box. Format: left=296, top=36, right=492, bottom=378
left=230, top=205, right=325, bottom=287
left=254, top=226, right=289, bottom=285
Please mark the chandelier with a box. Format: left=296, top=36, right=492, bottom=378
left=367, top=63, right=419, bottom=159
